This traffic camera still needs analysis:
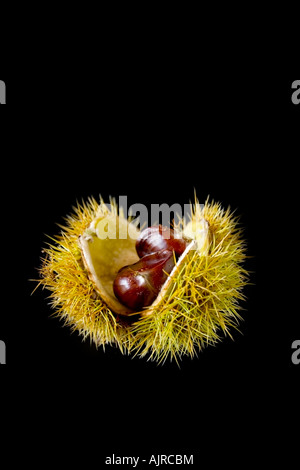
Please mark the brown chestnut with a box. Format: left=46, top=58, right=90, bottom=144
left=136, top=225, right=187, bottom=259
left=113, top=249, right=175, bottom=311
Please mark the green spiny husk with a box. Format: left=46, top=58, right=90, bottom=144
left=37, top=196, right=249, bottom=363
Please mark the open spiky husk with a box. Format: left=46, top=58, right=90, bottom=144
left=38, top=195, right=248, bottom=363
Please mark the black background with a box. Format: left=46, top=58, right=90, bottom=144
left=1, top=48, right=299, bottom=464
left=16, top=77, right=300, bottom=373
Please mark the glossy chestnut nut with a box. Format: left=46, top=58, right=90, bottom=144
left=113, top=249, right=175, bottom=310
left=136, top=225, right=187, bottom=258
